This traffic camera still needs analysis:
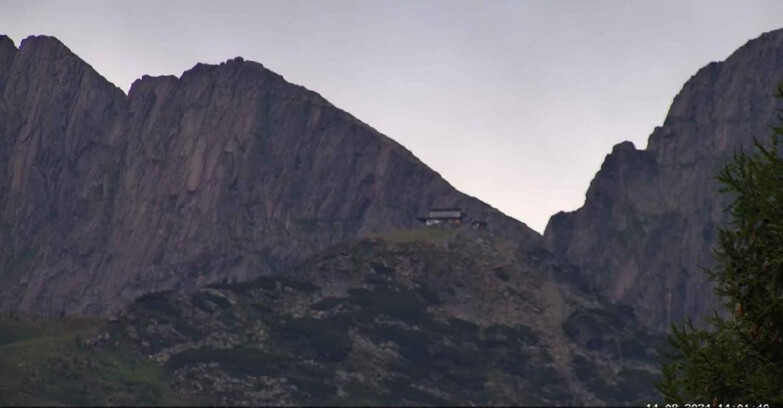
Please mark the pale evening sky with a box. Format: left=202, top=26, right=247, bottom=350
left=2, top=1, right=783, bottom=233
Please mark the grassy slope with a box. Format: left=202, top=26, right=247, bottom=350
left=0, top=314, right=184, bottom=406
left=369, top=227, right=455, bottom=244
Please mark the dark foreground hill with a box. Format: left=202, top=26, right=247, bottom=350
left=0, top=226, right=664, bottom=406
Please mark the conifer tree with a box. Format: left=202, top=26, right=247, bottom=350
left=657, top=85, right=783, bottom=404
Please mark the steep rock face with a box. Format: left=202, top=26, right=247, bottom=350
left=0, top=35, right=17, bottom=212
left=0, top=35, right=539, bottom=316
left=0, top=36, right=128, bottom=315
left=544, top=29, right=783, bottom=332
left=0, top=35, right=15, bottom=86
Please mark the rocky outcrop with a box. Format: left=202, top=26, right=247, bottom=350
left=544, top=28, right=783, bottom=332
left=0, top=35, right=539, bottom=317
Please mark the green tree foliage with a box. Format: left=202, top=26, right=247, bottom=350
left=658, top=86, right=783, bottom=404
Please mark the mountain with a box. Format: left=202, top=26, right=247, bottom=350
left=0, top=35, right=538, bottom=317
left=544, top=28, right=783, bottom=332
left=0, top=227, right=664, bottom=406
left=0, top=34, right=670, bottom=405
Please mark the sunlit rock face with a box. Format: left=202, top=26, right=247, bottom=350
left=0, top=35, right=539, bottom=317
left=544, top=28, right=783, bottom=332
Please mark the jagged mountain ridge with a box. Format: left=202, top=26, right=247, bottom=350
left=0, top=34, right=539, bottom=317
left=544, top=28, right=783, bottom=332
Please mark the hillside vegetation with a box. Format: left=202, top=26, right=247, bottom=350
left=0, top=226, right=666, bottom=405
left=0, top=314, right=183, bottom=405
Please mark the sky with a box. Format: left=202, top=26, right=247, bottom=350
left=2, top=1, right=783, bottom=233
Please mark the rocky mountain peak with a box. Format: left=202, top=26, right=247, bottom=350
left=544, top=27, right=783, bottom=332
left=0, top=35, right=15, bottom=84
left=12, top=35, right=91, bottom=79
left=610, top=140, right=636, bottom=154
left=20, top=34, right=67, bottom=48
